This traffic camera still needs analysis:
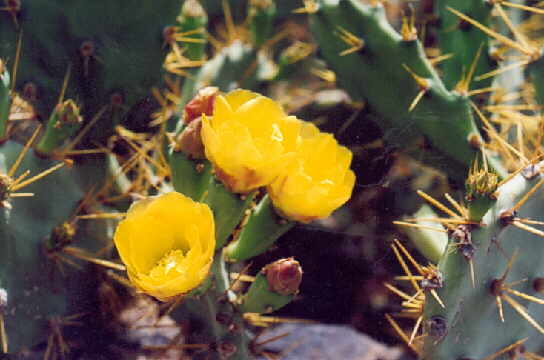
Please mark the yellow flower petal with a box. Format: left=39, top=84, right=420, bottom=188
left=201, top=90, right=302, bottom=193
left=113, top=192, right=215, bottom=301
left=267, top=130, right=356, bottom=223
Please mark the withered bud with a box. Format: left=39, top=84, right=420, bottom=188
left=264, top=257, right=302, bottom=296
left=55, top=100, right=82, bottom=127
left=176, top=117, right=205, bottom=159
left=184, top=86, right=219, bottom=124
left=49, top=222, right=76, bottom=252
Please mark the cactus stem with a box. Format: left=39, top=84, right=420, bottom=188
left=447, top=7, right=532, bottom=56
left=336, top=26, right=364, bottom=56
left=481, top=337, right=528, bottom=360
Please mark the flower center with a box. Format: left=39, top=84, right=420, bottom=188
left=149, top=249, right=185, bottom=278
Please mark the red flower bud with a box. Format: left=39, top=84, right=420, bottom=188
left=184, top=87, right=219, bottom=124
left=264, top=258, right=302, bottom=296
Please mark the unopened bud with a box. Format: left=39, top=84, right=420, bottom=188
left=184, top=87, right=219, bottom=124
left=176, top=117, right=205, bottom=158
left=264, top=258, right=302, bottom=296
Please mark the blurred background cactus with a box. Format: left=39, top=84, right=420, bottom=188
left=3, top=0, right=544, bottom=359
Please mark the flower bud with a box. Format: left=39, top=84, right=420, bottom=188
left=239, top=258, right=302, bottom=314
left=175, top=117, right=205, bottom=159
left=264, top=257, right=302, bottom=296
left=184, top=87, right=218, bottom=124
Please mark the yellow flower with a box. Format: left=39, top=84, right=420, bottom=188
left=267, top=123, right=356, bottom=223
left=113, top=192, right=215, bottom=301
left=201, top=89, right=302, bottom=193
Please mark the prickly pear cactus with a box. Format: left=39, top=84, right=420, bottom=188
left=0, top=1, right=356, bottom=358
left=307, top=0, right=544, bottom=358
left=7, top=0, right=544, bottom=358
